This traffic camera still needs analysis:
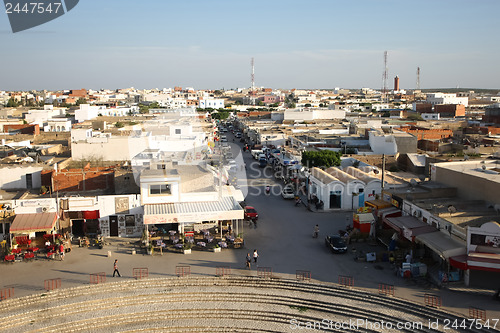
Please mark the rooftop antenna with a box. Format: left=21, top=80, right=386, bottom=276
left=416, top=67, right=420, bottom=91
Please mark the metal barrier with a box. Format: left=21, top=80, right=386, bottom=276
left=338, top=275, right=354, bottom=287
left=296, top=270, right=312, bottom=281
left=175, top=266, right=191, bottom=277
left=0, top=287, right=14, bottom=301
left=424, top=294, right=442, bottom=308
left=90, top=272, right=106, bottom=284
left=257, top=267, right=272, bottom=279
left=216, top=266, right=231, bottom=277
left=469, top=307, right=486, bottom=321
left=44, top=278, right=61, bottom=291
left=132, top=267, right=149, bottom=280
left=378, top=283, right=395, bottom=296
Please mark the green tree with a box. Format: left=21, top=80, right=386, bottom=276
left=301, top=150, right=342, bottom=169
left=76, top=98, right=87, bottom=106
left=115, top=122, right=125, bottom=128
left=6, top=98, right=18, bottom=107
left=305, top=103, right=312, bottom=107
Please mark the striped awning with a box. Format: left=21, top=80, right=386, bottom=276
left=144, top=197, right=244, bottom=224
left=10, top=213, right=58, bottom=233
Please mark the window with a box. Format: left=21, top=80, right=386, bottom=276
left=175, top=128, right=181, bottom=134
left=149, top=184, right=171, bottom=195
left=157, top=164, right=166, bottom=170
left=125, top=215, right=135, bottom=227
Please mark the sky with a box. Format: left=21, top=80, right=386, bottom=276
left=1, top=0, right=500, bottom=91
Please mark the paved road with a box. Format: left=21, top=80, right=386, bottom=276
left=1, top=130, right=499, bottom=321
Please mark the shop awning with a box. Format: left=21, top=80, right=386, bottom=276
left=415, top=232, right=466, bottom=259
left=384, top=216, right=436, bottom=241
left=450, top=252, right=500, bottom=272
left=143, top=196, right=244, bottom=224
left=376, top=207, right=401, bottom=219
left=10, top=213, right=58, bottom=233
left=449, top=254, right=468, bottom=270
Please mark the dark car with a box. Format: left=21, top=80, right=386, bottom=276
left=244, top=206, right=258, bottom=220
left=325, top=235, right=347, bottom=254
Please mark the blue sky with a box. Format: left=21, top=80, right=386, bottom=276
left=1, top=0, right=499, bottom=91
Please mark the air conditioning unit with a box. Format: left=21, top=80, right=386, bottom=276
left=118, top=215, right=125, bottom=223
left=413, top=210, right=422, bottom=218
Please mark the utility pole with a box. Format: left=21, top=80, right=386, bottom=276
left=250, top=57, right=255, bottom=106
left=381, top=154, right=386, bottom=193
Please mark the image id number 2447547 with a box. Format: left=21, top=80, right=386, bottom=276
left=5, top=2, right=63, bottom=14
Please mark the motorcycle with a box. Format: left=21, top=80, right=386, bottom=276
left=295, top=197, right=302, bottom=206
left=265, top=186, right=270, bottom=195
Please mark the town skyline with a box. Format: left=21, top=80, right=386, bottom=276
left=1, top=0, right=500, bottom=91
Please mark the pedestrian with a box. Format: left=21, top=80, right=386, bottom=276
left=253, top=249, right=259, bottom=264
left=405, top=252, right=412, bottom=264
left=113, top=259, right=121, bottom=277
left=245, top=253, right=251, bottom=269
left=59, top=243, right=64, bottom=261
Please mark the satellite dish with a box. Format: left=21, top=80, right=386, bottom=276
left=410, top=179, right=418, bottom=187
left=447, top=205, right=457, bottom=215
left=482, top=165, right=487, bottom=171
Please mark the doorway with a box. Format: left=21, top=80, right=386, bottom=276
left=72, top=219, right=84, bottom=236
left=109, top=215, right=119, bottom=236
left=329, top=191, right=342, bottom=209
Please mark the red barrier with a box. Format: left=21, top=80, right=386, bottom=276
left=378, top=283, right=395, bottom=296
left=133, top=268, right=149, bottom=280
left=44, top=278, right=61, bottom=291
left=216, top=266, right=231, bottom=277
left=90, top=272, right=106, bottom=284
left=175, top=266, right=191, bottom=277
left=338, top=275, right=354, bottom=287
left=0, top=287, right=14, bottom=301
left=469, top=307, right=486, bottom=321
left=296, top=270, right=312, bottom=281
left=257, top=267, right=272, bottom=279
left=424, top=294, right=442, bottom=308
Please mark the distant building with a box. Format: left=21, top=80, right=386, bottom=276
left=426, top=93, right=468, bottom=107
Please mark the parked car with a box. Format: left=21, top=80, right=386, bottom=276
left=325, top=235, right=347, bottom=254
left=220, top=136, right=227, bottom=142
left=281, top=185, right=295, bottom=199
left=244, top=206, right=258, bottom=220
left=235, top=132, right=242, bottom=138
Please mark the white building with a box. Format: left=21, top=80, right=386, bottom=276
left=44, top=118, right=72, bottom=132
left=283, top=108, right=346, bottom=121
left=75, top=104, right=104, bottom=123
left=199, top=98, right=224, bottom=109
left=426, top=93, right=468, bottom=107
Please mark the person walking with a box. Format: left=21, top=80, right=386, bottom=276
left=245, top=253, right=251, bottom=269
left=113, top=259, right=121, bottom=277
left=253, top=249, right=259, bottom=265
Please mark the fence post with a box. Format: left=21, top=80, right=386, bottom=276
left=216, top=266, right=231, bottom=277
left=90, top=272, right=106, bottom=284
left=133, top=267, right=149, bottom=280
left=175, top=266, right=191, bottom=277
left=44, top=278, right=61, bottom=291
left=0, top=287, right=14, bottom=301
left=257, top=267, right=273, bottom=279
left=378, top=283, right=395, bottom=296
left=469, top=307, right=486, bottom=321
left=296, top=270, right=312, bottom=281
left=424, top=293, right=442, bottom=308
left=338, top=275, right=354, bottom=287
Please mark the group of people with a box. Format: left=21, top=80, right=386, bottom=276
left=245, top=249, right=259, bottom=269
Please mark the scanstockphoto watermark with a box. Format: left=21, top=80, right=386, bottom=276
left=289, top=318, right=497, bottom=331
left=3, top=0, right=79, bottom=33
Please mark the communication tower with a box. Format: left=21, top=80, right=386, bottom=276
left=416, top=67, right=421, bottom=91
left=251, top=57, right=255, bottom=106
left=382, top=51, right=388, bottom=103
